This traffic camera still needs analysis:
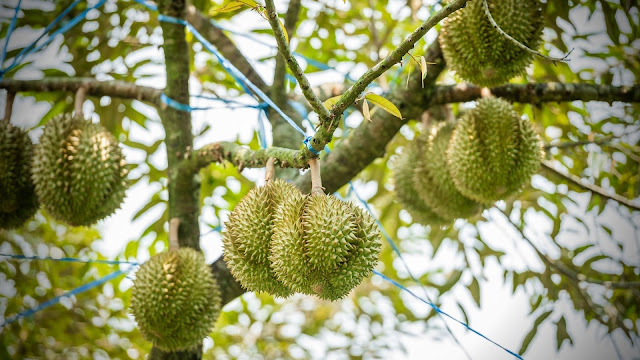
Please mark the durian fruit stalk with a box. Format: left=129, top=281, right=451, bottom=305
left=414, top=123, right=484, bottom=221
left=439, top=0, right=544, bottom=87
left=0, top=122, right=39, bottom=229
left=391, top=136, right=447, bottom=225
left=130, top=248, right=222, bottom=351
left=270, top=159, right=381, bottom=301
left=222, top=158, right=295, bottom=297
left=31, top=114, right=129, bottom=226
left=447, top=97, right=543, bottom=203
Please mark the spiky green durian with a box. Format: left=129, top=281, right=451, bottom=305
left=270, top=193, right=381, bottom=301
left=447, top=97, right=543, bottom=203
left=222, top=179, right=298, bottom=297
left=439, top=0, right=544, bottom=86
left=392, top=137, right=448, bottom=225
left=32, top=114, right=128, bottom=226
left=0, top=122, right=39, bottom=229
left=414, top=123, right=484, bottom=221
left=130, top=248, right=221, bottom=351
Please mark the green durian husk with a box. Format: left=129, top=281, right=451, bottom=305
left=439, top=0, right=544, bottom=87
left=31, top=114, right=128, bottom=226
left=0, top=122, right=39, bottom=229
left=414, top=123, right=484, bottom=221
left=271, top=193, right=381, bottom=301
left=392, top=137, right=448, bottom=225
left=130, top=248, right=221, bottom=352
left=222, top=179, right=297, bottom=297
left=447, top=97, right=543, bottom=203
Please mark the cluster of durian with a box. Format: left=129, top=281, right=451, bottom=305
left=439, top=0, right=544, bottom=86
left=223, top=179, right=381, bottom=301
left=130, top=248, right=222, bottom=351
left=393, top=97, right=543, bottom=224
left=0, top=113, right=129, bottom=229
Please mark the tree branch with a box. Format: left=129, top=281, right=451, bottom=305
left=272, top=0, right=301, bottom=106
left=294, top=39, right=447, bottom=193
left=185, top=5, right=270, bottom=95
left=0, top=77, right=162, bottom=105
left=264, top=0, right=331, bottom=121
left=430, top=83, right=640, bottom=105
left=183, top=141, right=304, bottom=172
left=499, top=208, right=640, bottom=289
left=329, top=0, right=468, bottom=117
left=541, top=160, right=640, bottom=211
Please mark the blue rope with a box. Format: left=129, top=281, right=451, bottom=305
left=0, top=253, right=139, bottom=266
left=373, top=270, right=523, bottom=360
left=0, top=267, right=133, bottom=329
left=257, top=104, right=269, bottom=149
left=0, top=0, right=21, bottom=67
left=347, top=181, right=473, bottom=359
left=0, top=0, right=107, bottom=80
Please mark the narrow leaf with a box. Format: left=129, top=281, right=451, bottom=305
left=519, top=310, right=553, bottom=355
left=469, top=277, right=481, bottom=307
left=278, top=18, right=289, bottom=43
left=362, top=99, right=371, bottom=122
left=214, top=0, right=257, bottom=13
left=323, top=95, right=342, bottom=109
left=420, top=56, right=427, bottom=88
left=364, top=93, right=402, bottom=119
left=555, top=316, right=573, bottom=350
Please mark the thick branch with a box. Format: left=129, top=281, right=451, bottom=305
left=183, top=141, right=304, bottom=172
left=264, top=0, right=331, bottom=121
left=0, top=77, right=162, bottom=105
left=541, top=160, right=640, bottom=212
left=430, top=83, right=640, bottom=105
left=329, top=0, right=468, bottom=117
left=185, top=5, right=270, bottom=95
left=499, top=209, right=640, bottom=289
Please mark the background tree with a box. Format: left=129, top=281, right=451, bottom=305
left=1, top=0, right=639, bottom=359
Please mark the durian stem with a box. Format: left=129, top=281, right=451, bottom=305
left=481, top=0, right=572, bottom=63
left=480, top=87, right=492, bottom=98
left=169, top=217, right=180, bottom=250
left=3, top=92, right=14, bottom=124
left=308, top=158, right=324, bottom=195
left=74, top=86, right=88, bottom=120
left=265, top=158, right=276, bottom=184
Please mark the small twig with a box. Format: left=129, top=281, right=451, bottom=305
left=265, top=157, right=276, bottom=184
left=541, top=160, right=640, bottom=212
left=544, top=135, right=615, bottom=151
left=3, top=92, right=15, bottom=124
left=74, top=85, right=88, bottom=120
left=482, top=0, right=572, bottom=63
left=169, top=218, right=180, bottom=250
left=308, top=158, right=324, bottom=195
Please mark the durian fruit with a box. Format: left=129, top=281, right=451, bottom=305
left=270, top=192, right=381, bottom=301
left=414, top=123, right=484, bottom=221
left=0, top=122, right=39, bottom=229
left=130, top=248, right=222, bottom=351
left=439, top=0, right=544, bottom=87
left=222, top=179, right=298, bottom=297
left=447, top=97, right=543, bottom=203
left=391, top=137, right=447, bottom=225
left=31, top=114, right=128, bottom=226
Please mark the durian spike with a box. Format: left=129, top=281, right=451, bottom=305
left=169, top=217, right=180, bottom=250
left=3, top=92, right=14, bottom=124
left=74, top=86, right=88, bottom=120
left=308, top=158, right=324, bottom=195
left=265, top=157, right=276, bottom=185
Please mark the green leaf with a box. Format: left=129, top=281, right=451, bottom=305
left=323, top=95, right=342, bottom=109
left=469, top=277, right=481, bottom=307
left=439, top=270, right=463, bottom=294
left=519, top=310, right=553, bottom=355
left=278, top=17, right=289, bottom=43
left=213, top=0, right=258, bottom=13
left=364, top=93, right=402, bottom=119
left=555, top=316, right=573, bottom=350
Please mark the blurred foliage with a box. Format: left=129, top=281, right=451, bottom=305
left=1, top=0, right=639, bottom=359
